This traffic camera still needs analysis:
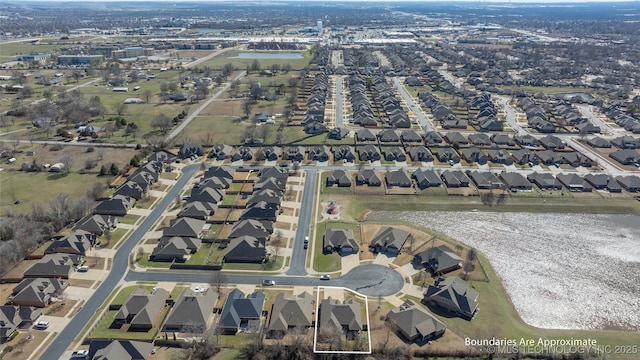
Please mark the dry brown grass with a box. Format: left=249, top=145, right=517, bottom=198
left=1, top=331, right=50, bottom=360
left=43, top=299, right=78, bottom=317
left=0, top=283, right=15, bottom=303
left=354, top=185, right=385, bottom=195
left=68, top=279, right=96, bottom=288
left=0, top=260, right=38, bottom=282
left=209, top=208, right=232, bottom=223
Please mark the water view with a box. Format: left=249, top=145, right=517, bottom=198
left=367, top=211, right=640, bottom=331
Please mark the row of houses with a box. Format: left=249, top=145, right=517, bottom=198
left=371, top=74, right=412, bottom=128
left=323, top=226, right=412, bottom=255
left=326, top=168, right=640, bottom=193
left=419, top=92, right=469, bottom=129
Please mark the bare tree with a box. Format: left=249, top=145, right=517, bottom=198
left=210, top=271, right=228, bottom=294
left=114, top=102, right=127, bottom=117
left=151, top=113, right=172, bottom=134
left=143, top=89, right=152, bottom=103
left=86, top=182, right=105, bottom=200
left=57, top=155, right=73, bottom=173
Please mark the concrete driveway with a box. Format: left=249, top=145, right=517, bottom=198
left=340, top=254, right=361, bottom=275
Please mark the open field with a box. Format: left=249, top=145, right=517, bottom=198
left=195, top=49, right=312, bottom=70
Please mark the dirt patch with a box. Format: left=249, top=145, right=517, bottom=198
left=280, top=207, right=295, bottom=217
left=69, top=279, right=96, bottom=288
left=217, top=224, right=233, bottom=240
left=445, top=186, right=478, bottom=196
left=354, top=185, right=386, bottom=195
left=43, top=299, right=78, bottom=317
left=319, top=201, right=342, bottom=221
left=0, top=283, right=15, bottom=303
left=83, top=256, right=105, bottom=270
left=1, top=330, right=50, bottom=360
left=385, top=186, right=417, bottom=195
left=209, top=207, right=232, bottom=222
left=1, top=259, right=38, bottom=283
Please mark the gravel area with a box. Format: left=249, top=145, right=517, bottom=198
left=367, top=211, right=640, bottom=331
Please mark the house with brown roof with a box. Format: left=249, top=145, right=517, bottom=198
left=387, top=300, right=446, bottom=344
left=267, top=292, right=314, bottom=338
left=113, top=288, right=169, bottom=331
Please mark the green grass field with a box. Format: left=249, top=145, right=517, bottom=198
left=195, top=49, right=312, bottom=71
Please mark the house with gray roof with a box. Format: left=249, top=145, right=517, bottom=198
left=611, top=136, right=640, bottom=149
left=387, top=300, right=446, bottom=343
left=189, top=187, right=224, bottom=204
left=73, top=214, right=117, bottom=236
left=267, top=292, right=314, bottom=338
left=514, top=134, right=540, bottom=148
left=95, top=195, right=135, bottom=216
left=413, top=169, right=441, bottom=189
left=440, top=170, right=470, bottom=188
left=282, top=146, right=306, bottom=162
left=490, top=134, right=515, bottom=146
left=414, top=245, right=462, bottom=276
left=485, top=149, right=512, bottom=165
left=114, top=288, right=169, bottom=331
left=318, top=298, right=362, bottom=341
left=9, top=278, right=68, bottom=308
left=148, top=150, right=177, bottom=164
left=435, top=148, right=460, bottom=163
left=534, top=150, right=562, bottom=165
left=609, top=149, right=640, bottom=165
left=24, top=253, right=81, bottom=279
left=408, top=146, right=434, bottom=162
left=358, top=144, right=381, bottom=162
left=204, top=166, right=235, bottom=182
left=0, top=306, right=42, bottom=343
left=369, top=226, right=411, bottom=254
left=163, top=218, right=205, bottom=238
left=460, top=147, right=487, bottom=164
left=423, top=276, right=478, bottom=320
left=333, top=145, right=356, bottom=163
left=89, top=340, right=153, bottom=360
left=527, top=172, right=562, bottom=190
left=218, top=289, right=265, bottom=335
left=557, top=174, right=591, bottom=192
left=511, top=149, right=536, bottom=165
left=151, top=237, right=201, bottom=262
left=616, top=176, right=640, bottom=192
left=329, top=127, right=349, bottom=140
left=45, top=229, right=96, bottom=256
left=355, top=169, right=382, bottom=186
left=355, top=128, right=376, bottom=142
left=208, top=144, right=234, bottom=160
left=499, top=172, right=533, bottom=192
left=178, top=144, right=204, bottom=159
left=114, top=181, right=147, bottom=200
left=539, top=135, right=565, bottom=150
left=326, top=170, right=352, bottom=188
left=468, top=171, right=502, bottom=190
left=401, top=130, right=422, bottom=143
left=467, top=133, right=492, bottom=147
left=240, top=201, right=278, bottom=221
left=383, top=146, right=407, bottom=162
left=378, top=129, right=400, bottom=143
left=586, top=137, right=611, bottom=148
left=584, top=174, right=622, bottom=193
left=323, top=228, right=358, bottom=254
left=443, top=132, right=468, bottom=145
left=308, top=145, right=331, bottom=162
left=163, top=289, right=218, bottom=333
left=253, top=177, right=286, bottom=193
left=232, top=146, right=254, bottom=161
left=385, top=169, right=412, bottom=188
left=223, top=236, right=266, bottom=263
left=228, top=219, right=271, bottom=241
left=561, top=152, right=592, bottom=167
left=177, top=201, right=215, bottom=220
left=423, top=131, right=444, bottom=146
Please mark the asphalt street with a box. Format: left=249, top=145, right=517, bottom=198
left=335, top=76, right=344, bottom=128
left=286, top=168, right=316, bottom=275
left=40, top=164, right=199, bottom=360
left=392, top=77, right=433, bottom=132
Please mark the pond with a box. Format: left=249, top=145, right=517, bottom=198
left=366, top=211, right=640, bottom=331
left=228, top=52, right=304, bottom=60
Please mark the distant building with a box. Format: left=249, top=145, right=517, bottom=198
left=16, top=53, right=49, bottom=62
left=57, top=55, right=104, bottom=65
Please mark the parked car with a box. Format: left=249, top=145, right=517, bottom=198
left=71, top=350, right=89, bottom=359
left=262, top=279, right=275, bottom=286
left=320, top=275, right=331, bottom=280
left=77, top=266, right=89, bottom=272
left=34, top=321, right=49, bottom=330
left=304, top=236, right=309, bottom=244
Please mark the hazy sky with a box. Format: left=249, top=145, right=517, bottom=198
left=14, top=0, right=635, bottom=2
